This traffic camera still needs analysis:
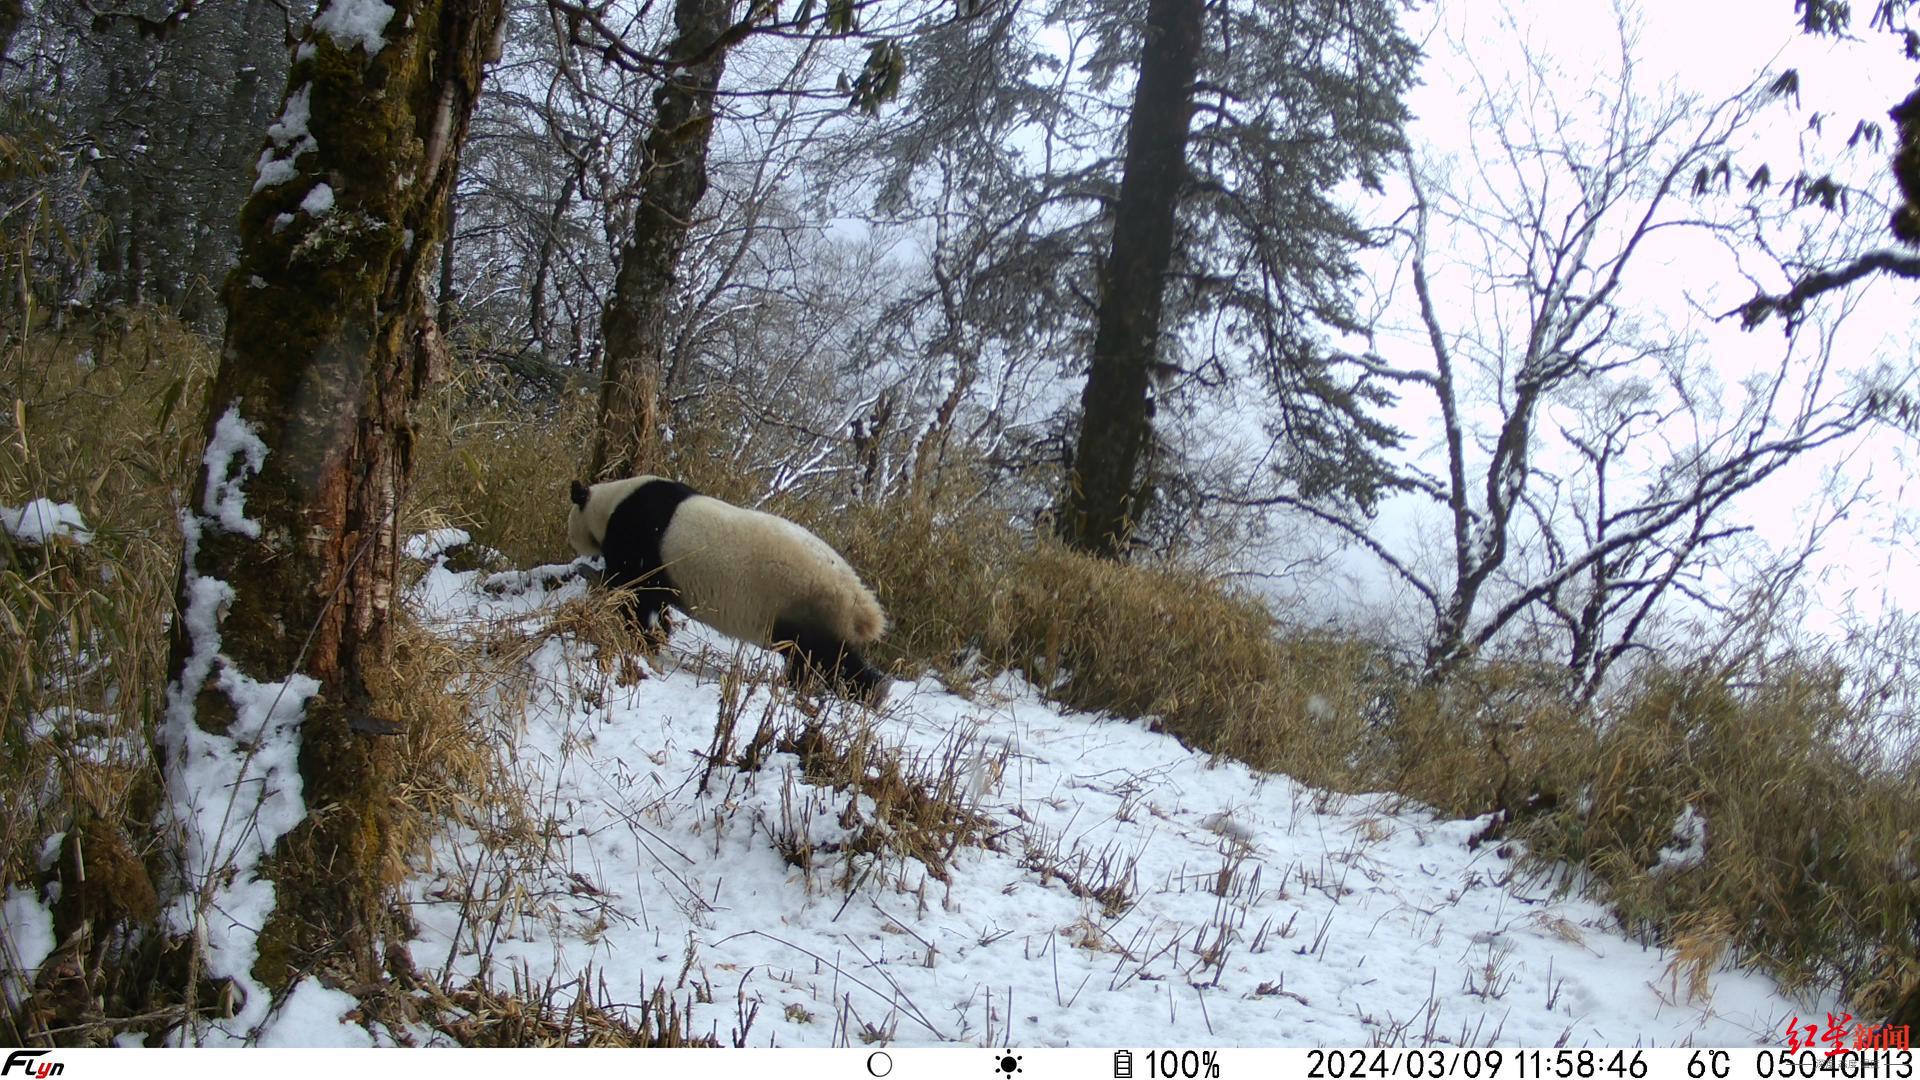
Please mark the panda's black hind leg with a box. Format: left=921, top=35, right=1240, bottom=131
left=773, top=619, right=888, bottom=704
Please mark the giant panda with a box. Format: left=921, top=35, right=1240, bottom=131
left=568, top=476, right=890, bottom=702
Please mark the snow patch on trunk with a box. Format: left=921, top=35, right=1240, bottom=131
left=312, top=0, right=395, bottom=55
left=253, top=85, right=318, bottom=193
left=300, top=182, right=336, bottom=216
left=162, top=403, right=321, bottom=1045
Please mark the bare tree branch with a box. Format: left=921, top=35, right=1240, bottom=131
left=1212, top=490, right=1443, bottom=618
left=1731, top=248, right=1920, bottom=329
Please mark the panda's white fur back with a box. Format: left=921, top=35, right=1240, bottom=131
left=664, top=495, right=886, bottom=646
left=568, top=476, right=886, bottom=648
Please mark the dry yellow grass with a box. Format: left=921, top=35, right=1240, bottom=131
left=0, top=317, right=586, bottom=1043
left=2, top=314, right=211, bottom=1043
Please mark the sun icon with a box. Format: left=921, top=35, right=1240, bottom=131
left=994, top=1050, right=1023, bottom=1075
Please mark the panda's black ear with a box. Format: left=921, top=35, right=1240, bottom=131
left=569, top=480, right=592, bottom=509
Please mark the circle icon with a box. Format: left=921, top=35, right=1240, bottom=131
left=995, top=1050, right=1023, bottom=1075
left=867, top=1051, right=894, bottom=1077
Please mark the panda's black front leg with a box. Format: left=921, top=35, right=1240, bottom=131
left=603, top=551, right=675, bottom=646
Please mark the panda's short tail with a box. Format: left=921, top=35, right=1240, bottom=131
left=847, top=591, right=888, bottom=645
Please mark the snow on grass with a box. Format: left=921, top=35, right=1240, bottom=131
left=255, top=980, right=377, bottom=1047
left=160, top=404, right=322, bottom=1045
left=392, top=551, right=1831, bottom=1048
left=2, top=887, right=56, bottom=1011
left=2, top=498, right=92, bottom=544
left=403, top=527, right=472, bottom=562
left=29, top=705, right=150, bottom=766
left=1653, top=806, right=1708, bottom=877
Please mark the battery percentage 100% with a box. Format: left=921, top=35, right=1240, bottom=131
left=1143, top=1050, right=1221, bottom=1079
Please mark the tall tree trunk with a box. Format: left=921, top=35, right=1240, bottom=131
left=1059, top=0, right=1204, bottom=558
left=162, top=0, right=501, bottom=1032
left=589, top=0, right=734, bottom=481
left=530, top=162, right=584, bottom=351
left=438, top=183, right=459, bottom=332
left=182, top=2, right=272, bottom=326
left=0, top=0, right=21, bottom=63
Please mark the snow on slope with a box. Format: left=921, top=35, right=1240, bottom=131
left=402, top=550, right=1830, bottom=1048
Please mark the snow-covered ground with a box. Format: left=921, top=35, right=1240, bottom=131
left=0, top=532, right=1834, bottom=1046
left=394, top=540, right=1831, bottom=1049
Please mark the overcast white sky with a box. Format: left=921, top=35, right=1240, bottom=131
left=1270, top=0, right=1920, bottom=651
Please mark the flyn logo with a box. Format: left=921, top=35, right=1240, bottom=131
left=2, top=1051, right=65, bottom=1079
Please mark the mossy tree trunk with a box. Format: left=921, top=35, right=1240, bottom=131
left=0, top=0, right=22, bottom=67
left=588, top=0, right=735, bottom=481
left=1058, top=0, right=1204, bottom=558
left=165, top=0, right=503, bottom=996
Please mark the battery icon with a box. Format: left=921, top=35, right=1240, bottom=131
left=1115, top=1051, right=1134, bottom=1079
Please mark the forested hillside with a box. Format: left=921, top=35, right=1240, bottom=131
left=3, top=0, right=1919, bottom=1048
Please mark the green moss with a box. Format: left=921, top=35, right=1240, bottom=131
left=249, top=900, right=301, bottom=992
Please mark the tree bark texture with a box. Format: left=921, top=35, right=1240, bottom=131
left=1059, top=0, right=1204, bottom=558
left=589, top=0, right=735, bottom=481
left=438, top=184, right=460, bottom=331
left=0, top=0, right=21, bottom=63
left=166, top=0, right=502, bottom=991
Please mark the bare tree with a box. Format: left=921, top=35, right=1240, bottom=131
left=1732, top=0, right=1920, bottom=323
left=161, top=0, right=503, bottom=1036
left=589, top=0, right=738, bottom=479
left=1275, top=43, right=1908, bottom=685
left=577, top=0, right=929, bottom=480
